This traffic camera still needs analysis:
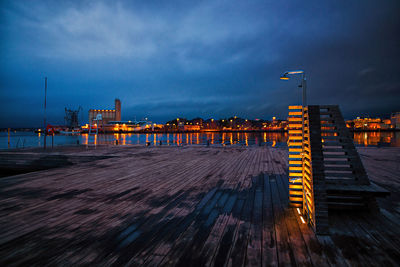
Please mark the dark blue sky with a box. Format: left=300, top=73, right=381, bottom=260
left=1, top=0, right=399, bottom=127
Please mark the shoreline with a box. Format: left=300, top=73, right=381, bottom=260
left=81, top=129, right=288, bottom=134
left=2, top=128, right=400, bottom=134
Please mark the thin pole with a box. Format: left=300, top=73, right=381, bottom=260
left=44, top=77, right=47, bottom=149
left=301, top=72, right=306, bottom=215
left=302, top=73, right=307, bottom=106
left=301, top=89, right=305, bottom=214
left=8, top=128, right=10, bottom=149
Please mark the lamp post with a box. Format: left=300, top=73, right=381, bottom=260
left=280, top=70, right=309, bottom=218
left=280, top=70, right=307, bottom=107
left=44, top=77, right=47, bottom=149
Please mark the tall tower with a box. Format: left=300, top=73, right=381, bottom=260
left=115, top=98, right=121, bottom=121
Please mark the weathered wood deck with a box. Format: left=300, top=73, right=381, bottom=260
left=0, top=145, right=399, bottom=266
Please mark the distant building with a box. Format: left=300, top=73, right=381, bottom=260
left=88, top=99, right=121, bottom=124
left=115, top=99, right=121, bottom=121
left=64, top=107, right=82, bottom=129
left=346, top=117, right=393, bottom=130
left=391, top=112, right=400, bottom=129
left=183, top=125, right=201, bottom=131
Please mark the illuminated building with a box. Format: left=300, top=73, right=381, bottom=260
left=391, top=112, right=400, bottom=129
left=81, top=120, right=160, bottom=133
left=88, top=99, right=121, bottom=124
left=183, top=125, right=201, bottom=131
left=346, top=117, right=393, bottom=130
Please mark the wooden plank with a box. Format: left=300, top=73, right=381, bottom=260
left=215, top=149, right=264, bottom=267
left=121, top=155, right=232, bottom=264
left=158, top=149, right=261, bottom=266
left=269, top=176, right=296, bottom=266
left=277, top=174, right=336, bottom=266
left=289, top=105, right=303, bottom=110
left=188, top=149, right=258, bottom=266
left=245, top=174, right=264, bottom=266
left=225, top=151, right=262, bottom=266
left=275, top=174, right=313, bottom=266
left=261, top=173, right=278, bottom=267
left=145, top=149, right=254, bottom=266
left=329, top=213, right=381, bottom=266
left=344, top=213, right=399, bottom=266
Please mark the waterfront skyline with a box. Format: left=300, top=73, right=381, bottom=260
left=1, top=0, right=399, bottom=127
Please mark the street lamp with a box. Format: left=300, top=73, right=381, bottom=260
left=281, top=70, right=309, bottom=217
left=280, top=70, right=307, bottom=107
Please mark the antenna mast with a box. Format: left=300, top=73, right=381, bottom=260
left=44, top=77, right=47, bottom=149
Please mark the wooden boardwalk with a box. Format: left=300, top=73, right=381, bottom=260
left=0, top=145, right=399, bottom=266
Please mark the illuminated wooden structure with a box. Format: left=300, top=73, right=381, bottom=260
left=292, top=105, right=389, bottom=235
left=288, top=106, right=304, bottom=207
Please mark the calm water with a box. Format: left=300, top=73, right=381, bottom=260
left=1, top=131, right=399, bottom=149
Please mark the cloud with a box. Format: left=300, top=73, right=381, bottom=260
left=0, top=0, right=399, bottom=127
left=358, top=67, right=375, bottom=77
left=7, top=2, right=163, bottom=60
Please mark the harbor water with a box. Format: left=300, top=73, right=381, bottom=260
left=1, top=131, right=399, bottom=149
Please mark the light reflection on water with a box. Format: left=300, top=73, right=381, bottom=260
left=82, top=132, right=289, bottom=147
left=1, top=131, right=399, bottom=149
left=352, top=131, right=400, bottom=147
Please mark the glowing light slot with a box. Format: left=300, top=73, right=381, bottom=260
left=297, top=208, right=301, bottom=215
left=289, top=177, right=302, bottom=183
left=300, top=216, right=306, bottom=224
